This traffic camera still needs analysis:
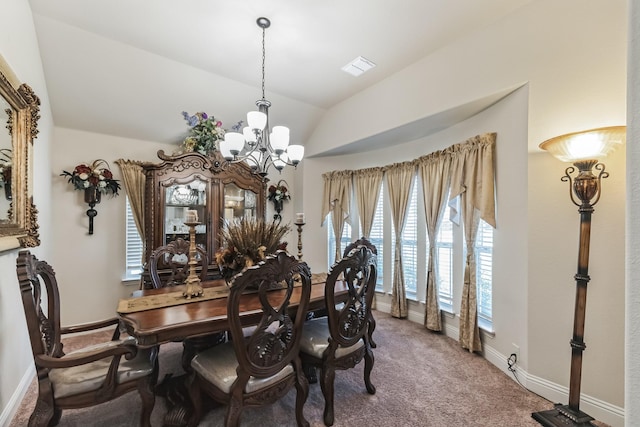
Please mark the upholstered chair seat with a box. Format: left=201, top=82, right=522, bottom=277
left=48, top=337, right=154, bottom=399
left=191, top=342, right=295, bottom=394
left=299, top=317, right=364, bottom=359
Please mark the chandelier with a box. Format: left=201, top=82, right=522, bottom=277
left=220, top=17, right=304, bottom=178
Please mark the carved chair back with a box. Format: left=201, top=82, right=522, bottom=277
left=228, top=250, right=312, bottom=380
left=342, top=236, right=378, bottom=258
left=149, top=237, right=208, bottom=288
left=17, top=250, right=66, bottom=361
left=341, top=237, right=378, bottom=348
left=327, top=245, right=377, bottom=349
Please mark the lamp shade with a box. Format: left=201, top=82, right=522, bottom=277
left=223, top=132, right=245, bottom=156
left=287, top=144, right=304, bottom=165
left=247, top=111, right=267, bottom=130
left=539, top=126, right=625, bottom=163
left=220, top=142, right=234, bottom=161
left=242, top=126, right=257, bottom=143
left=270, top=126, right=290, bottom=154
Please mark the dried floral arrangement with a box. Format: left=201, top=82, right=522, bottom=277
left=215, top=217, right=290, bottom=281
left=60, top=159, right=121, bottom=196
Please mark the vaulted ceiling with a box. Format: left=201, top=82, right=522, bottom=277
left=28, top=0, right=534, bottom=154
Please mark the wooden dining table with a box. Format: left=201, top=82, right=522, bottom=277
left=117, top=277, right=344, bottom=427
left=117, top=278, right=346, bottom=349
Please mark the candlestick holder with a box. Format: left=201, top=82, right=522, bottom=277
left=183, top=221, right=204, bottom=299
left=294, top=221, right=305, bottom=260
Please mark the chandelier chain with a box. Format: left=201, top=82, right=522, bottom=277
left=261, top=26, right=266, bottom=101
left=219, top=17, right=303, bottom=178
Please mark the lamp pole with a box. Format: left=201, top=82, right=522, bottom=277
left=532, top=159, right=607, bottom=427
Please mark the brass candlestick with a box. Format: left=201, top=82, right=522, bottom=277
left=183, top=221, right=204, bottom=299
left=295, top=221, right=305, bottom=260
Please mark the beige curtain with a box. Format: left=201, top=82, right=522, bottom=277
left=115, top=159, right=147, bottom=255
left=321, top=170, right=353, bottom=261
left=449, top=133, right=496, bottom=352
left=353, top=167, right=384, bottom=310
left=417, top=150, right=452, bottom=331
left=385, top=161, right=415, bottom=318
left=353, top=167, right=384, bottom=237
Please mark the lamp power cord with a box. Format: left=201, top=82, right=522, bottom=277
left=506, top=353, right=549, bottom=402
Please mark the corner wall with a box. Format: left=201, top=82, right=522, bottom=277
left=0, top=0, right=54, bottom=424
left=301, top=85, right=533, bottom=406
left=626, top=1, right=640, bottom=425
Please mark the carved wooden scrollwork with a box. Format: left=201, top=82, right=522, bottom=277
left=0, top=55, right=40, bottom=251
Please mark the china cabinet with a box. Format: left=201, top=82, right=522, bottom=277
left=141, top=150, right=266, bottom=287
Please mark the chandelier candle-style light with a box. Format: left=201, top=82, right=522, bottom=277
left=220, top=17, right=304, bottom=178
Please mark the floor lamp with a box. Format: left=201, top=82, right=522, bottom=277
left=532, top=126, right=625, bottom=427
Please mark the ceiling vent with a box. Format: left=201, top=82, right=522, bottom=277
left=341, top=56, right=376, bottom=77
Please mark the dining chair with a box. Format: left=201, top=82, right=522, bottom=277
left=299, top=244, right=377, bottom=426
left=148, top=237, right=208, bottom=289
left=186, top=250, right=312, bottom=427
left=149, top=238, right=225, bottom=371
left=16, top=250, right=158, bottom=427
left=342, top=237, right=378, bottom=348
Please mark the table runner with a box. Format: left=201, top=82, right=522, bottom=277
left=117, top=272, right=328, bottom=314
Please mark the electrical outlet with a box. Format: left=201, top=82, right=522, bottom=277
left=511, top=343, right=520, bottom=365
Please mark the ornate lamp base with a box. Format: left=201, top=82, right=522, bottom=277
left=183, top=221, right=204, bottom=299
left=532, top=404, right=595, bottom=427
left=183, top=275, right=203, bottom=299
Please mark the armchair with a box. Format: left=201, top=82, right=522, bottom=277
left=16, top=250, right=158, bottom=427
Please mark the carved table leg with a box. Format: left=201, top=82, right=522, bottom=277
left=158, top=333, right=227, bottom=427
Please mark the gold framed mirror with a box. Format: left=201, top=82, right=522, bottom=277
left=0, top=55, right=40, bottom=250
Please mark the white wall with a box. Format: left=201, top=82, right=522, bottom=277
left=0, top=0, right=54, bottom=424
left=626, top=2, right=640, bottom=425
left=305, top=0, right=626, bottom=157
left=301, top=85, right=531, bottom=367
left=51, top=128, right=177, bottom=324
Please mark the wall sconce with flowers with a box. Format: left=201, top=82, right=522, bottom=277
left=61, top=159, right=121, bottom=235
left=267, top=180, right=290, bottom=222
left=0, top=148, right=12, bottom=200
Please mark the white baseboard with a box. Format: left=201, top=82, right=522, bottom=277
left=372, top=303, right=625, bottom=427
left=0, top=364, right=34, bottom=426
left=527, top=374, right=625, bottom=427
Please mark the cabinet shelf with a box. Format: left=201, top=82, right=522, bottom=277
left=165, top=203, right=205, bottom=208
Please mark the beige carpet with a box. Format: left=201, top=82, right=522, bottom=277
left=9, top=311, right=610, bottom=427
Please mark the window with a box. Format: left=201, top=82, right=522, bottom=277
left=402, top=179, right=419, bottom=297
left=327, top=214, right=352, bottom=267
left=436, top=206, right=453, bottom=310
left=125, top=197, right=144, bottom=280
left=369, top=183, right=385, bottom=290
left=323, top=169, right=494, bottom=333
left=475, top=219, right=494, bottom=325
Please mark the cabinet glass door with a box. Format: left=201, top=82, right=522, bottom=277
left=223, top=183, right=257, bottom=222
left=164, top=178, right=207, bottom=248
